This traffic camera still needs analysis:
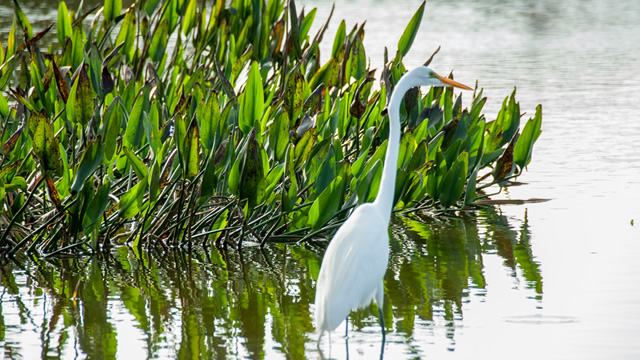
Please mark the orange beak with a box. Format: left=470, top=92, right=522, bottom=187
left=437, top=75, right=472, bottom=90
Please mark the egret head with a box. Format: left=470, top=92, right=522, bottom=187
left=414, top=66, right=472, bottom=90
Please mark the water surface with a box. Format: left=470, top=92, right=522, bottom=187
left=1, top=0, right=640, bottom=358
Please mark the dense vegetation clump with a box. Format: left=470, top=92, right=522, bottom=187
left=0, top=0, right=541, bottom=256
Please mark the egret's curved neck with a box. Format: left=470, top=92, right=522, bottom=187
left=373, top=71, right=421, bottom=223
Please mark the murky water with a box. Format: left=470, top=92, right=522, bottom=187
left=1, top=0, right=640, bottom=359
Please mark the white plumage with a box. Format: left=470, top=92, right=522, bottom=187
left=314, top=66, right=471, bottom=343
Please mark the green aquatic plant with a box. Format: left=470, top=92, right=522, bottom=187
left=0, top=0, right=542, bottom=256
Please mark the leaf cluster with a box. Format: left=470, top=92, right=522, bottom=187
left=0, top=0, right=542, bottom=256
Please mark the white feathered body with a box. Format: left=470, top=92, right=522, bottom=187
left=313, top=66, right=470, bottom=338
left=314, top=202, right=390, bottom=332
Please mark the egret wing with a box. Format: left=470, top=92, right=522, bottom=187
left=315, top=203, right=390, bottom=331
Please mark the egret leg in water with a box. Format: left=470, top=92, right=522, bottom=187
left=314, top=66, right=471, bottom=345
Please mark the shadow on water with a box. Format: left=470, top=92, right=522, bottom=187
left=0, top=206, right=542, bottom=359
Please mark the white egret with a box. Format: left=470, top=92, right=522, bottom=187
left=314, top=66, right=471, bottom=343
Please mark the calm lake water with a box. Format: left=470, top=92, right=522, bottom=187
left=1, top=0, right=639, bottom=359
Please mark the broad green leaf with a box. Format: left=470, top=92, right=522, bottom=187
left=57, top=1, right=73, bottom=45
left=308, top=175, right=345, bottom=230
left=332, top=21, right=346, bottom=58
left=44, top=175, right=62, bottom=211
left=397, top=1, right=425, bottom=57
left=239, top=130, right=265, bottom=207
left=514, top=105, right=542, bottom=169
left=315, top=147, right=336, bottom=196
left=426, top=150, right=446, bottom=199
left=119, top=177, right=147, bottom=219
left=149, top=19, right=169, bottom=63
left=82, top=180, right=111, bottom=231
left=145, top=0, right=161, bottom=16
left=68, top=65, right=94, bottom=126
left=183, top=0, right=197, bottom=36
left=405, top=140, right=428, bottom=174
left=398, top=132, right=415, bottom=170
left=199, top=153, right=218, bottom=204
left=288, top=0, right=301, bottom=58
left=0, top=92, right=8, bottom=118
left=269, top=111, right=290, bottom=161
left=239, top=61, right=264, bottom=135
left=300, top=7, right=316, bottom=40
left=142, top=110, right=162, bottom=161
left=439, top=151, right=468, bottom=209
left=71, top=27, right=84, bottom=70
left=32, top=110, right=63, bottom=176
left=350, top=36, right=366, bottom=81
left=123, top=146, right=149, bottom=181
left=30, top=61, right=47, bottom=112
left=285, top=68, right=306, bottom=121
left=357, top=140, right=388, bottom=180
left=294, top=127, right=315, bottom=169
left=209, top=208, right=228, bottom=243
left=356, top=159, right=383, bottom=204
left=104, top=0, right=122, bottom=22
left=231, top=45, right=254, bottom=85
left=283, top=147, right=298, bottom=212
left=174, top=115, right=187, bottom=163
left=144, top=161, right=159, bottom=205
left=309, top=57, right=339, bottom=90
left=1, top=126, right=22, bottom=156
left=263, top=163, right=284, bottom=202
left=6, top=20, right=16, bottom=59
left=198, top=93, right=219, bottom=151
left=0, top=161, right=21, bottom=182
left=465, top=120, right=485, bottom=170
left=125, top=90, right=147, bottom=146
left=12, top=0, right=32, bottom=39
left=57, top=142, right=71, bottom=198
left=71, top=136, right=104, bottom=193
left=500, top=89, right=521, bottom=146
left=115, top=9, right=136, bottom=61
left=102, top=97, right=121, bottom=162
left=464, top=163, right=479, bottom=206
left=228, top=153, right=241, bottom=196
left=492, top=137, right=516, bottom=185
left=184, top=117, right=200, bottom=178
left=0, top=56, right=19, bottom=90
